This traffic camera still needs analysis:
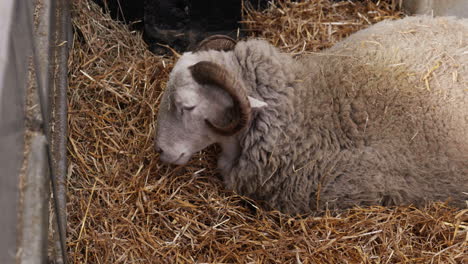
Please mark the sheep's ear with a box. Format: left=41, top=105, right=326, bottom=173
left=248, top=96, right=267, bottom=108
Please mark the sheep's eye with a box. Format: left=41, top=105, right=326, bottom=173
left=183, top=106, right=196, bottom=111
left=180, top=106, right=195, bottom=116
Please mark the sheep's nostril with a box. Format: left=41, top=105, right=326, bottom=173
left=156, top=146, right=164, bottom=154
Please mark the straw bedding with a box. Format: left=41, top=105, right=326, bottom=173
left=67, top=0, right=467, bottom=263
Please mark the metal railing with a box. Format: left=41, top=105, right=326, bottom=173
left=0, top=0, right=70, bottom=263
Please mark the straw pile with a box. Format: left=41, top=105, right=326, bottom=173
left=241, top=0, right=404, bottom=54
left=67, top=0, right=467, bottom=263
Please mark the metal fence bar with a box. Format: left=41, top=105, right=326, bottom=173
left=18, top=134, right=50, bottom=264
left=0, top=0, right=29, bottom=262
left=29, top=0, right=70, bottom=262
left=0, top=0, right=70, bottom=262
left=49, top=0, right=71, bottom=262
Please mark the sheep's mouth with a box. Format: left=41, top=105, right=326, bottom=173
left=160, top=152, right=189, bottom=165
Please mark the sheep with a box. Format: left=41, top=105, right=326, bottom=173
left=155, top=16, right=468, bottom=214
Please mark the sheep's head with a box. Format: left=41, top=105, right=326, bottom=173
left=155, top=35, right=267, bottom=165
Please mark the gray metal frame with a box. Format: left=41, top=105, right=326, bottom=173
left=0, top=0, right=30, bottom=261
left=0, top=0, right=70, bottom=263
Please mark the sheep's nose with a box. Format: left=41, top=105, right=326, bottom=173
left=155, top=146, right=164, bottom=154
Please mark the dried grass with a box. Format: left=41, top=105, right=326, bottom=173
left=241, top=0, right=404, bottom=54
left=67, top=0, right=467, bottom=263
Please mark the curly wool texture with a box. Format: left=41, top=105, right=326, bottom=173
left=222, top=16, right=468, bottom=214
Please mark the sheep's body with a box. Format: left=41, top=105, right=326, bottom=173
left=221, top=16, right=468, bottom=214
left=156, top=16, right=468, bottom=214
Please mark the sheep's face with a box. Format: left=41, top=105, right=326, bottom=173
left=155, top=52, right=267, bottom=166
left=155, top=54, right=234, bottom=165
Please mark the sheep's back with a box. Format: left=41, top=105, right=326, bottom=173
left=226, top=17, right=467, bottom=213
left=294, top=16, right=468, bottom=210
left=301, top=16, right=467, bottom=162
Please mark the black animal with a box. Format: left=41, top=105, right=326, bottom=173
left=93, top=0, right=270, bottom=53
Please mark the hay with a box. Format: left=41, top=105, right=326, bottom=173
left=67, top=0, right=467, bottom=263
left=241, top=0, right=404, bottom=54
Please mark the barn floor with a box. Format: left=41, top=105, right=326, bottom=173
left=67, top=0, right=467, bottom=263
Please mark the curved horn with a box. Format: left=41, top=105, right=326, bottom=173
left=189, top=61, right=251, bottom=136
left=193, top=35, right=237, bottom=52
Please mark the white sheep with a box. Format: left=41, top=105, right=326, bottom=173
left=155, top=16, right=468, bottom=214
